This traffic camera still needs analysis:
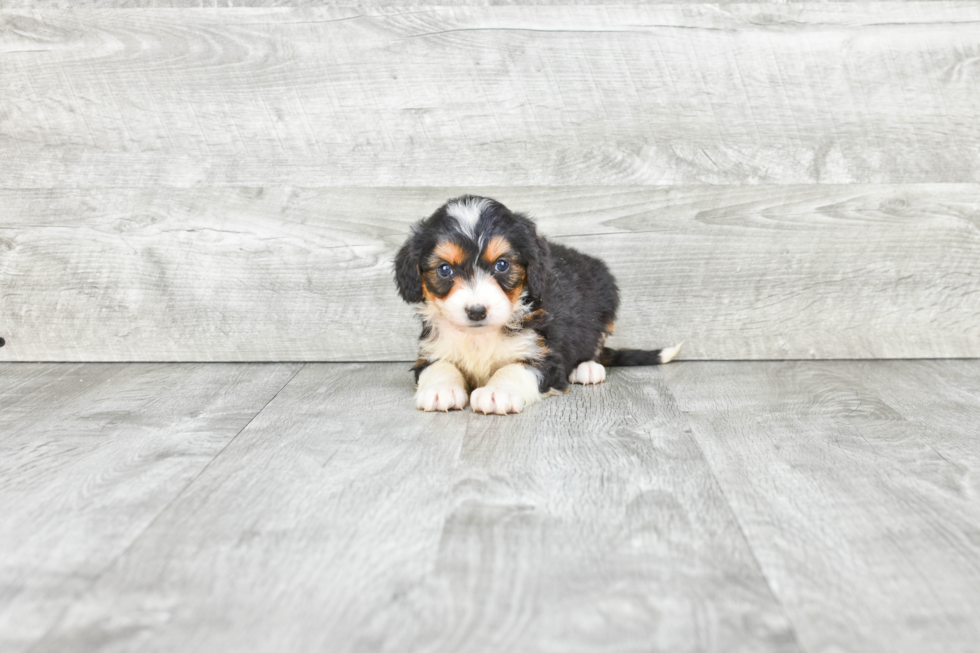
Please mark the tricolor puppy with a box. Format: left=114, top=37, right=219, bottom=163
left=394, top=196, right=681, bottom=415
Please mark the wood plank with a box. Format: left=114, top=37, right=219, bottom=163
left=666, top=360, right=980, bottom=653
left=0, top=1, right=836, bottom=7
left=0, top=362, right=301, bottom=653
left=857, top=360, right=980, bottom=472
left=29, top=363, right=798, bottom=652
left=3, top=4, right=980, bottom=187
left=2, top=185, right=978, bottom=361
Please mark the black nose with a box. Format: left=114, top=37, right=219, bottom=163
left=466, top=305, right=487, bottom=321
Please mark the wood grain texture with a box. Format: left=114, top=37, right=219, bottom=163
left=0, top=1, right=830, bottom=8
left=666, top=359, right=980, bottom=653
left=3, top=4, right=980, bottom=187
left=0, top=362, right=301, bottom=653
left=27, top=363, right=798, bottom=653
left=2, top=185, right=978, bottom=361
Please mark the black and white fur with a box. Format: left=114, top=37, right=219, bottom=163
left=394, top=196, right=681, bottom=415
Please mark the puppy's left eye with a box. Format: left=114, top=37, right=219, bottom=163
left=494, top=259, right=510, bottom=273
left=437, top=263, right=453, bottom=278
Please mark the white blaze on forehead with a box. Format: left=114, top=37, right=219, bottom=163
left=445, top=197, right=490, bottom=239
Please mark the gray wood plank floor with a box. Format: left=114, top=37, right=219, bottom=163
left=0, top=363, right=303, bottom=653
left=667, top=361, right=980, bottom=653
left=2, top=360, right=978, bottom=652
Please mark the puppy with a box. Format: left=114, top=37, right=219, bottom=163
left=394, top=196, right=681, bottom=415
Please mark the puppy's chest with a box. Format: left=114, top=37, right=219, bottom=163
left=421, top=323, right=541, bottom=388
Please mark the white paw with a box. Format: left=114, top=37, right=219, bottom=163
left=416, top=385, right=468, bottom=412
left=569, top=361, right=606, bottom=385
left=470, top=386, right=525, bottom=415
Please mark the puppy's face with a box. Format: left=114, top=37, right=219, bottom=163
left=395, top=196, right=548, bottom=332
left=421, top=232, right=526, bottom=332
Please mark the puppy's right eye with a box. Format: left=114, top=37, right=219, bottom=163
left=437, top=263, right=453, bottom=278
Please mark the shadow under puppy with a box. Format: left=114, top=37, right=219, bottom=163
left=395, top=196, right=681, bottom=415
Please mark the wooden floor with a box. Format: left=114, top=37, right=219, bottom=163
left=2, top=360, right=979, bottom=653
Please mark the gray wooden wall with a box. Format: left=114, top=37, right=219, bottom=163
left=2, top=3, right=979, bottom=361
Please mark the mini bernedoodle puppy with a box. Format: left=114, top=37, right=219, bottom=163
left=395, top=196, right=681, bottom=415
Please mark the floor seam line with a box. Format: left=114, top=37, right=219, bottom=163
left=25, top=362, right=307, bottom=653
left=662, top=374, right=810, bottom=653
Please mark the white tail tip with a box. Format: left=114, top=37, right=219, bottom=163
left=659, top=342, right=683, bottom=364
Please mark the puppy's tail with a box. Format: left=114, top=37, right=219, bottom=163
left=599, top=342, right=683, bottom=367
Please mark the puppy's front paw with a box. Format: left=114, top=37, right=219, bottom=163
left=569, top=361, right=606, bottom=385
left=470, top=386, right=524, bottom=415
left=416, top=385, right=468, bottom=412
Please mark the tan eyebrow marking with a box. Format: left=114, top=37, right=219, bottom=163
left=483, top=235, right=511, bottom=264
left=433, top=241, right=466, bottom=266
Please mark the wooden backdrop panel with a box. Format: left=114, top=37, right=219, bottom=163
left=3, top=4, right=980, bottom=187
left=1, top=185, right=978, bottom=361
left=2, top=4, right=979, bottom=360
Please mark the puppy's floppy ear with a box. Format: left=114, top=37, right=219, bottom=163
left=525, top=233, right=551, bottom=302
left=394, top=227, right=424, bottom=303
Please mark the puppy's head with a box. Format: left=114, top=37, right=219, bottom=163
left=395, top=196, right=549, bottom=332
